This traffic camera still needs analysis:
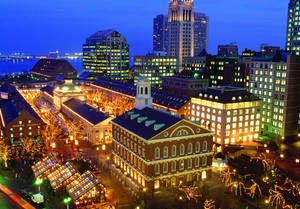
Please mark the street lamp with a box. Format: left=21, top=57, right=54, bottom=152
left=35, top=179, right=43, bottom=192
left=63, top=197, right=72, bottom=209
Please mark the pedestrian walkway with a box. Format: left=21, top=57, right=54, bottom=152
left=0, top=184, right=35, bottom=209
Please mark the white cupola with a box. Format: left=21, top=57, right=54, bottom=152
left=135, top=78, right=153, bottom=110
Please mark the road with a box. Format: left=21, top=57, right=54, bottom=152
left=0, top=192, right=18, bottom=209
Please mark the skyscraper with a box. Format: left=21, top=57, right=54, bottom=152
left=167, top=0, right=195, bottom=70
left=194, top=12, right=209, bottom=56
left=153, top=14, right=168, bottom=54
left=286, top=0, right=300, bottom=55
left=83, top=29, right=129, bottom=80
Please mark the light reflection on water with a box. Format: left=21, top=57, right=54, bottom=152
left=0, top=59, right=83, bottom=75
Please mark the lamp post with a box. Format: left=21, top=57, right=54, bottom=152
left=35, top=179, right=43, bottom=192
left=63, top=197, right=72, bottom=209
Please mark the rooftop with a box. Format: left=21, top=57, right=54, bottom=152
left=63, top=98, right=109, bottom=126
left=0, top=83, right=41, bottom=126
left=92, top=77, right=190, bottom=110
left=112, top=107, right=182, bottom=140
left=196, top=86, right=261, bottom=103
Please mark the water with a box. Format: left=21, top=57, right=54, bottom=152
left=0, top=59, right=83, bottom=75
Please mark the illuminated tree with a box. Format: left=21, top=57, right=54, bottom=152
left=0, top=141, right=11, bottom=168
left=247, top=179, right=262, bottom=199
left=219, top=168, right=235, bottom=187
left=269, top=186, right=286, bottom=209
left=228, top=181, right=246, bottom=196
left=204, top=199, right=215, bottom=209
left=41, top=121, right=63, bottom=152
left=20, top=137, right=40, bottom=157
left=178, top=183, right=202, bottom=202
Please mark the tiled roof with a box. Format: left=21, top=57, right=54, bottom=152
left=92, top=77, right=190, bottom=110
left=63, top=98, right=109, bottom=126
left=112, top=107, right=182, bottom=140
left=197, top=86, right=261, bottom=103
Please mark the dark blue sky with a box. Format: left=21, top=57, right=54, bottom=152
left=0, top=0, right=288, bottom=55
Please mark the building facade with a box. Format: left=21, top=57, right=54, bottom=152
left=162, top=70, right=209, bottom=97
left=217, top=43, right=239, bottom=57
left=248, top=54, right=300, bottom=138
left=153, top=14, right=169, bottom=54
left=205, top=56, right=249, bottom=88
left=190, top=87, right=261, bottom=147
left=182, top=56, right=206, bottom=71
left=194, top=12, right=209, bottom=56
left=133, top=54, right=177, bottom=89
left=286, top=0, right=300, bottom=55
left=111, top=79, right=213, bottom=191
left=41, top=80, right=112, bottom=145
left=83, top=30, right=129, bottom=80
left=0, top=84, right=44, bottom=146
left=167, top=0, right=195, bottom=69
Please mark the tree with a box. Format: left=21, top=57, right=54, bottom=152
left=0, top=141, right=11, bottom=168
left=41, top=120, right=63, bottom=152
left=269, top=186, right=286, bottom=209
left=247, top=179, right=262, bottom=199
left=227, top=181, right=246, bottom=196
left=20, top=137, right=40, bottom=157
left=204, top=199, right=215, bottom=209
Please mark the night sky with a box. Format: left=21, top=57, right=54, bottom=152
left=0, top=0, right=288, bottom=55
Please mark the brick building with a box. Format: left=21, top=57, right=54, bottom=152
left=111, top=78, right=213, bottom=191
left=0, top=83, right=44, bottom=146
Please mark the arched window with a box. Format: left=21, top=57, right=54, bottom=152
left=171, top=161, right=176, bottom=172
left=187, top=143, right=193, bottom=154
left=180, top=144, right=185, bottom=155
left=154, top=164, right=160, bottom=175
left=172, top=145, right=176, bottom=157
left=155, top=147, right=160, bottom=159
left=187, top=158, right=192, bottom=169
left=202, top=156, right=207, bottom=166
left=195, top=157, right=199, bottom=167
left=145, top=87, right=148, bottom=95
left=177, top=129, right=188, bottom=136
left=195, top=142, right=200, bottom=153
left=179, top=159, right=185, bottom=170
left=203, top=141, right=207, bottom=152
left=163, top=146, right=168, bottom=158
left=141, top=87, right=143, bottom=95
left=163, top=162, right=168, bottom=173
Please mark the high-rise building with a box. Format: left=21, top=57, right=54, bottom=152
left=218, top=43, right=239, bottom=57
left=260, top=44, right=280, bottom=57
left=83, top=29, right=129, bottom=80
left=167, top=0, right=195, bottom=69
left=286, top=0, right=300, bottom=55
left=133, top=54, right=177, bottom=89
left=194, top=12, right=209, bottom=56
left=248, top=53, right=300, bottom=139
left=153, top=14, right=169, bottom=54
left=190, top=87, right=261, bottom=148
left=205, top=56, right=249, bottom=88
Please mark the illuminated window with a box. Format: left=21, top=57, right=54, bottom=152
left=171, top=161, right=176, bottom=172
left=154, top=164, right=160, bottom=175
left=155, top=147, right=160, bottom=159
left=163, top=162, right=168, bottom=173
left=179, top=160, right=185, bottom=170
left=180, top=144, right=185, bottom=155
left=163, top=146, right=168, bottom=158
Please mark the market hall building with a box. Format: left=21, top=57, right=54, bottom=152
left=111, top=78, right=214, bottom=191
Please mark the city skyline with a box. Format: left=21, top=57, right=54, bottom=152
left=0, top=0, right=288, bottom=55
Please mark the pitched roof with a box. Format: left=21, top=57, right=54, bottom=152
left=63, top=98, right=109, bottom=126
left=0, top=83, right=41, bottom=125
left=32, top=154, right=58, bottom=178
left=112, top=107, right=182, bottom=140
left=92, top=77, right=190, bottom=110
left=197, top=86, right=261, bottom=103
left=31, top=59, right=78, bottom=79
